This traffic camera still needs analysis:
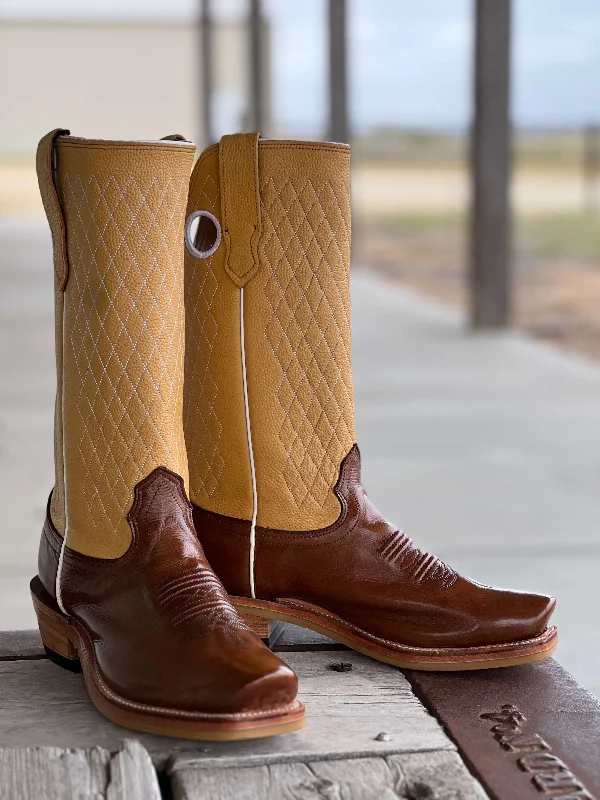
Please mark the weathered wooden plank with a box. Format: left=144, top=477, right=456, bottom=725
left=172, top=761, right=298, bottom=800
left=0, top=739, right=159, bottom=800
left=172, top=751, right=488, bottom=800
left=0, top=746, right=109, bottom=800
left=388, top=751, right=488, bottom=799
left=0, top=630, right=44, bottom=661
left=107, top=739, right=162, bottom=800
left=0, top=651, right=451, bottom=768
left=269, top=620, right=344, bottom=651
left=0, top=659, right=195, bottom=765
left=169, top=652, right=451, bottom=769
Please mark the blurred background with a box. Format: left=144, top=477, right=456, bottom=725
left=1, top=0, right=600, bottom=698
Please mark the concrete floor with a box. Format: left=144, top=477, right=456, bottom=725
left=1, top=222, right=599, bottom=698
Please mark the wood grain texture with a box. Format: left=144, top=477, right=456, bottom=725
left=168, top=651, right=451, bottom=769
left=0, top=739, right=160, bottom=800
left=106, top=739, right=161, bottom=800
left=0, top=632, right=484, bottom=798
left=0, top=630, right=44, bottom=661
left=269, top=620, right=344, bottom=651
left=172, top=751, right=488, bottom=799
left=0, top=652, right=450, bottom=768
left=390, top=751, right=489, bottom=799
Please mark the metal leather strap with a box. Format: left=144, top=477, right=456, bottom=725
left=219, top=132, right=261, bottom=287
left=36, top=128, right=70, bottom=291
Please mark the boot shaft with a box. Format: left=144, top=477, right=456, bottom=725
left=37, top=132, right=196, bottom=558
left=184, top=135, right=355, bottom=534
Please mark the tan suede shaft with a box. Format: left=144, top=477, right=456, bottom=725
left=183, top=145, right=254, bottom=521
left=185, top=138, right=355, bottom=531
left=219, top=133, right=261, bottom=288
left=37, top=129, right=70, bottom=536
left=38, top=134, right=196, bottom=557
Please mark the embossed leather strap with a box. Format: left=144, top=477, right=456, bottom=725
left=406, top=661, right=600, bottom=800
left=219, top=132, right=261, bottom=287
left=36, top=128, right=70, bottom=291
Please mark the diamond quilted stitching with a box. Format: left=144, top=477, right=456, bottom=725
left=260, top=175, right=354, bottom=511
left=183, top=174, right=224, bottom=498
left=62, top=171, right=189, bottom=531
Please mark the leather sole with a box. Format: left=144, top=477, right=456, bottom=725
left=30, top=576, right=305, bottom=740
left=232, top=597, right=558, bottom=671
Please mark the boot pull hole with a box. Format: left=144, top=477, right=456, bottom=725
left=185, top=210, right=221, bottom=259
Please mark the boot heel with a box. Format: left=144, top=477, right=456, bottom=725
left=239, top=612, right=271, bottom=640
left=30, top=577, right=81, bottom=672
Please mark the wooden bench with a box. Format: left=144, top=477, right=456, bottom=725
left=0, top=626, right=598, bottom=799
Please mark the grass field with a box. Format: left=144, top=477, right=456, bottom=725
left=369, top=211, right=600, bottom=263
left=357, top=209, right=600, bottom=360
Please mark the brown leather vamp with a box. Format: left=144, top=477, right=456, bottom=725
left=39, top=467, right=297, bottom=715
left=193, top=446, right=555, bottom=650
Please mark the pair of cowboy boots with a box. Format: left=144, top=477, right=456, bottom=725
left=31, top=130, right=557, bottom=741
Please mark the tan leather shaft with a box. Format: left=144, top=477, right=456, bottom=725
left=38, top=134, right=196, bottom=557
left=184, top=145, right=254, bottom=520
left=185, top=137, right=355, bottom=530
left=37, top=129, right=70, bottom=535
left=219, top=133, right=261, bottom=288
left=37, top=129, right=71, bottom=291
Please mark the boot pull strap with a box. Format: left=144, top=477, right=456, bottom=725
left=36, top=128, right=70, bottom=292
left=219, top=133, right=261, bottom=288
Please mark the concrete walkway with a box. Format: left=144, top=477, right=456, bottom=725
left=1, top=222, right=599, bottom=698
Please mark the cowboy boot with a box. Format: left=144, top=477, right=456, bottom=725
left=183, top=133, right=557, bottom=671
left=30, top=130, right=305, bottom=740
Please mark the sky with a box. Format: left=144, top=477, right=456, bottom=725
left=2, top=0, right=600, bottom=132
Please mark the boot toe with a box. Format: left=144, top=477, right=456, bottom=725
left=512, top=591, right=556, bottom=640
left=231, top=663, right=299, bottom=713
left=475, top=585, right=556, bottom=646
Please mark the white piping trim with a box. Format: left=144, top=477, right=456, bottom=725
left=55, top=532, right=68, bottom=614
left=240, top=287, right=258, bottom=598
left=56, top=290, right=68, bottom=615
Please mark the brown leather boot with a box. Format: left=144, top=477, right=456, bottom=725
left=183, top=133, right=557, bottom=671
left=30, top=130, right=305, bottom=740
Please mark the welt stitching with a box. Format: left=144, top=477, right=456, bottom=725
left=250, top=133, right=260, bottom=277
left=59, top=142, right=195, bottom=154
left=73, top=618, right=299, bottom=720
left=270, top=600, right=554, bottom=655
left=260, top=142, right=350, bottom=154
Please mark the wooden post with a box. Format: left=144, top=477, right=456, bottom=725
left=249, top=0, right=265, bottom=132
left=583, top=124, right=600, bottom=213
left=328, top=0, right=349, bottom=144
left=469, top=0, right=512, bottom=328
left=200, top=0, right=214, bottom=146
